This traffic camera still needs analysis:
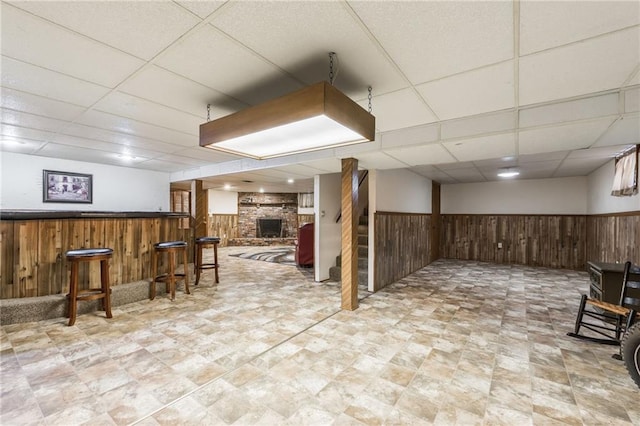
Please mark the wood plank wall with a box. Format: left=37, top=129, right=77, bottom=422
left=298, top=214, right=314, bottom=225
left=206, top=214, right=238, bottom=247
left=586, top=213, right=640, bottom=265
left=170, top=190, right=190, bottom=229
left=0, top=217, right=192, bottom=299
left=440, top=215, right=587, bottom=270
left=374, top=212, right=431, bottom=291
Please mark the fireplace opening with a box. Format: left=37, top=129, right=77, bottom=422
left=257, top=218, right=283, bottom=238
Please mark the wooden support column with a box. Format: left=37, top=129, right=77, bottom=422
left=430, top=181, right=441, bottom=263
left=192, top=180, right=208, bottom=238
left=341, top=158, right=359, bottom=310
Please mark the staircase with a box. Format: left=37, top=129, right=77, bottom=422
left=329, top=214, right=369, bottom=286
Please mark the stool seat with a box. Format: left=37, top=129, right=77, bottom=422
left=65, top=247, right=113, bottom=326
left=154, top=241, right=187, bottom=249
left=66, top=248, right=114, bottom=258
left=195, top=237, right=221, bottom=244
left=151, top=241, right=189, bottom=301
left=194, top=236, right=220, bottom=285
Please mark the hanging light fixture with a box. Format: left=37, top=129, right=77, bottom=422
left=199, top=53, right=375, bottom=160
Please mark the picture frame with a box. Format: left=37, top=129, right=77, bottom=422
left=43, top=170, right=93, bottom=203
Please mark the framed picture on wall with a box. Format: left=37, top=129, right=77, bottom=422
left=43, top=170, right=93, bottom=203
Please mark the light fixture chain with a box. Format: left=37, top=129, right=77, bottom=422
left=368, top=86, right=372, bottom=113
left=329, top=52, right=335, bottom=85
left=207, top=104, right=211, bottom=122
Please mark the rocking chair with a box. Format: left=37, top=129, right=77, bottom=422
left=567, top=261, right=640, bottom=346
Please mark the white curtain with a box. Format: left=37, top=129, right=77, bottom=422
left=298, top=192, right=314, bottom=208
left=611, top=146, right=638, bottom=196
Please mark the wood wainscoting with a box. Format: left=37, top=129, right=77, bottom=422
left=440, top=215, right=587, bottom=270
left=0, top=216, right=192, bottom=299
left=206, top=214, right=239, bottom=247
left=298, top=214, right=314, bottom=225
left=374, top=212, right=431, bottom=291
left=586, top=212, right=640, bottom=265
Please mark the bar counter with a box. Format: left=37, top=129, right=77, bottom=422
left=1, top=210, right=192, bottom=299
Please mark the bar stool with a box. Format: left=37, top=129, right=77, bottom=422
left=65, top=248, right=113, bottom=326
left=194, top=236, right=221, bottom=285
left=151, top=241, right=190, bottom=301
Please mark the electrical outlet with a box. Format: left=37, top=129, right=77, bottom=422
left=497, top=242, right=503, bottom=249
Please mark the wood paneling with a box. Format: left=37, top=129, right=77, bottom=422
left=298, top=214, right=314, bottom=225
left=374, top=212, right=431, bottom=291
left=0, top=217, right=192, bottom=299
left=440, top=215, right=586, bottom=270
left=207, top=214, right=238, bottom=247
left=193, top=180, right=207, bottom=238
left=341, top=158, right=358, bottom=311
left=430, top=182, right=441, bottom=263
left=171, top=190, right=190, bottom=229
left=586, top=213, right=640, bottom=265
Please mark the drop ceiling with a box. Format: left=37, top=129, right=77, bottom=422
left=1, top=0, right=638, bottom=194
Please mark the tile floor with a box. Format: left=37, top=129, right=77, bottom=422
left=1, top=246, right=638, bottom=425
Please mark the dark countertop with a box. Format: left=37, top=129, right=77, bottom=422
left=588, top=261, right=630, bottom=273
left=0, top=210, right=189, bottom=220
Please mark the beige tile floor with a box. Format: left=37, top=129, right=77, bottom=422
left=1, top=246, right=639, bottom=425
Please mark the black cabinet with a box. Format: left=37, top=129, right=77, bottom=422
left=587, top=261, right=640, bottom=305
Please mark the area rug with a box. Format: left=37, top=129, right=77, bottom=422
left=229, top=247, right=296, bottom=266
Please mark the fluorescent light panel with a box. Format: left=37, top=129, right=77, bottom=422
left=200, top=81, right=375, bottom=160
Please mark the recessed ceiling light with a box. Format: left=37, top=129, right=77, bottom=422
left=223, top=184, right=231, bottom=190
left=259, top=188, right=265, bottom=193
left=287, top=178, right=294, bottom=183
left=118, top=153, right=136, bottom=161
left=497, top=168, right=520, bottom=178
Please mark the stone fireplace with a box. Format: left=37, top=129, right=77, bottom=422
left=231, top=192, right=298, bottom=245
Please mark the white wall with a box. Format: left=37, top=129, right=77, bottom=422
left=208, top=189, right=238, bottom=214
left=0, top=152, right=169, bottom=211
left=314, top=173, right=341, bottom=282
left=442, top=177, right=588, bottom=214
left=588, top=159, right=640, bottom=214
left=373, top=168, right=432, bottom=214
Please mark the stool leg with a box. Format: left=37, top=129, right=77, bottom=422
left=183, top=248, right=190, bottom=295
left=195, top=243, right=202, bottom=286
left=68, top=261, right=79, bottom=326
left=150, top=250, right=157, bottom=300
left=214, top=243, right=219, bottom=284
left=101, top=258, right=113, bottom=319
left=169, top=251, right=176, bottom=301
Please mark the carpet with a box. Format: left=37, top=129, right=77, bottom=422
left=229, top=247, right=297, bottom=266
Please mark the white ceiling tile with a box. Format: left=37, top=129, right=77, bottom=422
left=172, top=147, right=239, bottom=163
left=417, top=61, right=515, bottom=121
left=511, top=169, right=556, bottom=180
left=481, top=159, right=561, bottom=175
left=48, top=134, right=163, bottom=160
left=334, top=139, right=381, bottom=157
left=624, top=86, right=640, bottom=113
left=554, top=157, right=611, bottom=177
left=520, top=1, right=640, bottom=55
left=135, top=159, right=196, bottom=173
left=380, top=123, right=439, bottom=150
left=366, top=89, right=436, bottom=132
left=76, top=110, right=197, bottom=146
left=155, top=153, right=212, bottom=167
left=92, top=91, right=202, bottom=135
left=156, top=25, right=302, bottom=106
left=0, top=138, right=47, bottom=154
left=298, top=158, right=342, bottom=173
left=518, top=151, right=569, bottom=163
left=61, top=124, right=179, bottom=154
left=350, top=1, right=513, bottom=83
left=175, top=1, right=227, bottom=19
left=444, top=168, right=487, bottom=183
left=1, top=57, right=111, bottom=107
left=473, top=157, right=518, bottom=168
left=593, top=113, right=640, bottom=147
left=443, top=132, right=516, bottom=162
left=209, top=1, right=407, bottom=96
left=436, top=161, right=477, bottom=171
left=519, top=93, right=619, bottom=128
left=1, top=88, right=86, bottom=121
left=119, top=65, right=244, bottom=118
left=1, top=109, right=68, bottom=133
left=355, top=152, right=409, bottom=170
left=386, top=143, right=456, bottom=166
left=8, top=0, right=201, bottom=60
left=441, top=111, right=515, bottom=141
left=1, top=123, right=56, bottom=142
left=627, top=70, right=640, bottom=86
left=273, top=164, right=327, bottom=178
left=409, top=166, right=457, bottom=184
left=520, top=27, right=640, bottom=106
left=36, top=142, right=123, bottom=164
left=519, top=118, right=615, bottom=155
left=567, top=144, right=632, bottom=159
left=1, top=4, right=144, bottom=88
